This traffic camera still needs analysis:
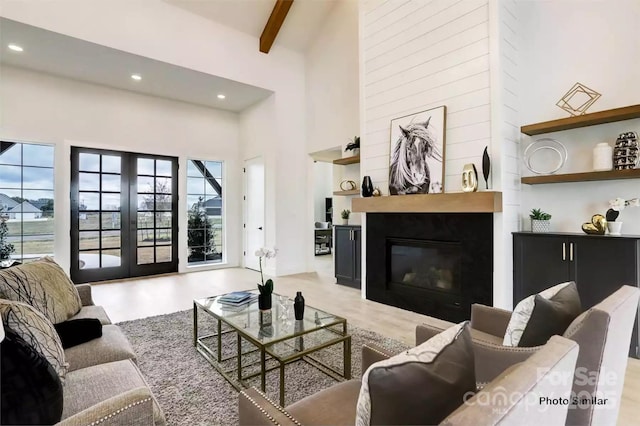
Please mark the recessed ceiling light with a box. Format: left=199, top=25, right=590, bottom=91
left=8, top=44, right=24, bottom=52
left=131, top=74, right=142, bottom=81
left=217, top=94, right=226, bottom=99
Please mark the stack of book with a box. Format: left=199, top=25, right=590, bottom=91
left=217, top=291, right=257, bottom=306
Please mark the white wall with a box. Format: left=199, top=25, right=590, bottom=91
left=305, top=0, right=360, bottom=155
left=313, top=162, right=333, bottom=222
left=1, top=0, right=309, bottom=276
left=519, top=0, right=640, bottom=235
left=361, top=0, right=492, bottom=194
left=0, top=65, right=241, bottom=273
left=489, top=0, right=521, bottom=308
left=305, top=0, right=361, bottom=266
left=239, top=96, right=278, bottom=276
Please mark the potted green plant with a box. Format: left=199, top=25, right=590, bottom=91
left=530, top=208, right=552, bottom=233
left=341, top=209, right=351, bottom=225
left=345, top=136, right=360, bottom=156
left=256, top=248, right=277, bottom=325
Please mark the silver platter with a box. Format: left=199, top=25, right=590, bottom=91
left=524, top=138, right=568, bottom=175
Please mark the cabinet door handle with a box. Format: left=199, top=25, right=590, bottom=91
left=562, top=243, right=566, bottom=261
left=349, top=229, right=353, bottom=241
left=570, top=242, right=574, bottom=262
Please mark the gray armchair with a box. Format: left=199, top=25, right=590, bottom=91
left=417, top=285, right=640, bottom=426
left=238, top=333, right=579, bottom=425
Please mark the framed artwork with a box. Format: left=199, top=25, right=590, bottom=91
left=389, top=105, right=446, bottom=195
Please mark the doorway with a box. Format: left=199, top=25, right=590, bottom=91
left=70, top=147, right=178, bottom=283
left=310, top=150, right=339, bottom=279
left=243, top=157, right=265, bottom=271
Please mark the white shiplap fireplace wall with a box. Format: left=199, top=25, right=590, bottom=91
left=359, top=0, right=520, bottom=309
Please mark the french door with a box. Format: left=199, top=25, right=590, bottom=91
left=70, top=147, right=178, bottom=283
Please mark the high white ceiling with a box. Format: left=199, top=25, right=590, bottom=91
left=0, top=18, right=273, bottom=112
left=166, top=0, right=339, bottom=52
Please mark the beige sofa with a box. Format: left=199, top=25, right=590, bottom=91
left=239, top=334, right=579, bottom=425
left=56, top=284, right=166, bottom=425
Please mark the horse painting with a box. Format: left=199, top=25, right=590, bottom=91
left=389, top=109, right=444, bottom=195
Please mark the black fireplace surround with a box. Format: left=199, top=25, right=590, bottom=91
left=367, top=213, right=493, bottom=323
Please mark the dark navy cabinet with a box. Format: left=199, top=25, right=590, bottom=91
left=513, top=232, right=640, bottom=358
left=334, top=225, right=361, bottom=289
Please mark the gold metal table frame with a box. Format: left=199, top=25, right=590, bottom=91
left=193, top=292, right=351, bottom=406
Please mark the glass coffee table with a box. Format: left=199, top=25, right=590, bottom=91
left=193, top=291, right=351, bottom=406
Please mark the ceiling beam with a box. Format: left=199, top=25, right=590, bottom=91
left=259, top=0, right=294, bottom=54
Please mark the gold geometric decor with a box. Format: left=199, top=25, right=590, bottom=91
left=556, top=82, right=601, bottom=116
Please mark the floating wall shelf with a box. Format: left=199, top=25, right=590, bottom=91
left=333, top=155, right=360, bottom=165
left=333, top=190, right=360, bottom=196
left=521, top=169, right=640, bottom=185
left=521, top=104, right=640, bottom=136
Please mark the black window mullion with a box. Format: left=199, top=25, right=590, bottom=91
left=98, top=155, right=103, bottom=268
left=153, top=161, right=157, bottom=264
left=20, top=143, right=24, bottom=261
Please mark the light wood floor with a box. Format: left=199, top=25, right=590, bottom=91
left=92, top=267, right=640, bottom=425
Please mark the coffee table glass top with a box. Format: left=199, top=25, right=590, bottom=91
left=194, top=291, right=346, bottom=345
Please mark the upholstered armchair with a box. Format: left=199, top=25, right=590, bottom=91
left=417, top=285, right=639, bottom=426
left=238, top=334, right=579, bottom=425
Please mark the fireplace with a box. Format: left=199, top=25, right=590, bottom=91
left=388, top=238, right=462, bottom=294
left=367, top=213, right=493, bottom=322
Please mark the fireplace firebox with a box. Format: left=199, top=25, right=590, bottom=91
left=367, top=213, right=493, bottom=322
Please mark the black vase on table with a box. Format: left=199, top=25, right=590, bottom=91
left=294, top=292, right=305, bottom=320
left=258, top=293, right=272, bottom=310
left=362, top=176, right=374, bottom=197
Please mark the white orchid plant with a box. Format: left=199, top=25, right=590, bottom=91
left=255, top=248, right=277, bottom=296
left=606, top=197, right=640, bottom=221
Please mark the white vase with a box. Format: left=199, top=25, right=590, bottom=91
left=607, top=221, right=623, bottom=236
left=342, top=219, right=349, bottom=225
left=593, top=142, right=613, bottom=171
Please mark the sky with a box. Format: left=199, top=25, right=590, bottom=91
left=0, top=143, right=54, bottom=201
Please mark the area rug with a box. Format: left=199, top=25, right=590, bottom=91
left=118, top=309, right=408, bottom=425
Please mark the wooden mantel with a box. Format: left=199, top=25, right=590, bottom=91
left=351, top=191, right=502, bottom=213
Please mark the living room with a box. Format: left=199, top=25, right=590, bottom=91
left=1, top=0, right=639, bottom=425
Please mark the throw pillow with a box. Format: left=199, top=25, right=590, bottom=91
left=355, top=322, right=475, bottom=426
left=0, top=256, right=82, bottom=324
left=0, top=299, right=68, bottom=379
left=503, top=281, right=582, bottom=347
left=1, top=325, right=63, bottom=425
left=54, top=318, right=103, bottom=349
left=518, top=282, right=582, bottom=347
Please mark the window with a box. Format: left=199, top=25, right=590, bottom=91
left=0, top=141, right=55, bottom=262
left=186, top=160, right=223, bottom=264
